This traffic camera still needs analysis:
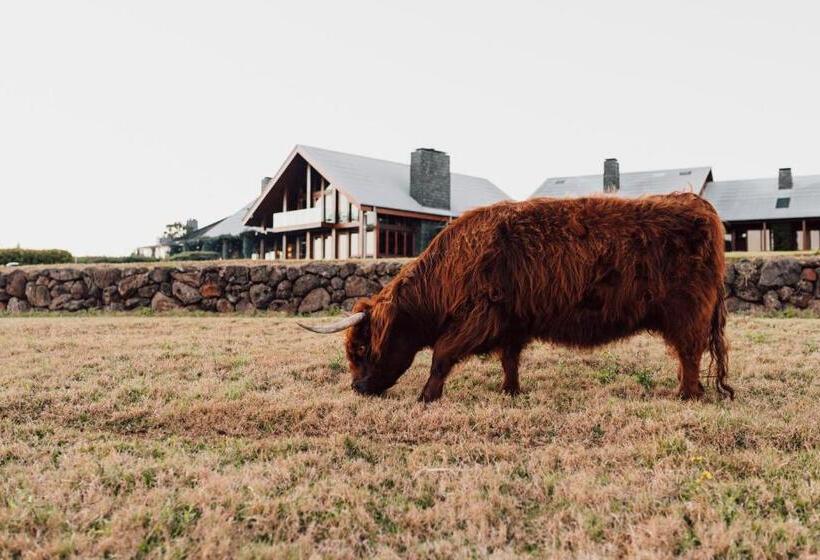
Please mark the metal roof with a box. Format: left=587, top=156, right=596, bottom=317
left=530, top=167, right=713, bottom=199
left=300, top=145, right=510, bottom=214
left=188, top=200, right=257, bottom=239
left=247, top=145, right=510, bottom=224
left=702, top=174, right=820, bottom=222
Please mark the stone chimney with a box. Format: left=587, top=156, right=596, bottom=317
left=778, top=168, right=793, bottom=190
left=410, top=148, right=450, bottom=210
left=261, top=176, right=272, bottom=192
left=603, top=158, right=620, bottom=193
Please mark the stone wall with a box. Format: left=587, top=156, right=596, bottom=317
left=0, top=257, right=818, bottom=315
left=725, top=257, right=820, bottom=313
left=0, top=262, right=402, bottom=314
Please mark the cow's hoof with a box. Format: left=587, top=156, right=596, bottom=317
left=419, top=377, right=444, bottom=403
left=678, top=387, right=705, bottom=400
left=501, top=384, right=520, bottom=396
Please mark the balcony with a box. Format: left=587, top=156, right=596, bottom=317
left=272, top=206, right=323, bottom=230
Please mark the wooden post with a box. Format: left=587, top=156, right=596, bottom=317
left=306, top=164, right=312, bottom=209
left=259, top=237, right=265, bottom=259
left=331, top=229, right=337, bottom=260
left=282, top=188, right=288, bottom=212
left=802, top=219, right=809, bottom=250
left=358, top=206, right=366, bottom=258
left=281, top=233, right=287, bottom=260
left=730, top=228, right=736, bottom=252
left=373, top=207, right=379, bottom=258
left=361, top=216, right=366, bottom=258
left=320, top=178, right=326, bottom=222
left=761, top=222, right=766, bottom=251
left=306, top=231, right=312, bottom=259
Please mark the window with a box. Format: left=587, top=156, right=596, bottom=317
left=679, top=170, right=692, bottom=176
left=378, top=229, right=414, bottom=257
left=337, top=193, right=350, bottom=222
left=555, top=179, right=565, bottom=184
left=776, top=197, right=790, bottom=209
left=324, top=190, right=335, bottom=222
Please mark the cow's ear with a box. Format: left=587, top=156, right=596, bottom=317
left=352, top=298, right=374, bottom=315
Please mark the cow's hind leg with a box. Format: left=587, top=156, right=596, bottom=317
left=666, top=331, right=707, bottom=400
left=500, top=342, right=524, bottom=396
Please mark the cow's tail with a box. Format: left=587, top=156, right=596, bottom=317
left=708, top=293, right=734, bottom=400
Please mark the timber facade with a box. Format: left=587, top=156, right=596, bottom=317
left=244, top=145, right=510, bottom=260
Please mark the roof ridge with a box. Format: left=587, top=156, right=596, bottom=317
left=297, top=144, right=494, bottom=182
left=297, top=144, right=409, bottom=168
left=707, top=174, right=820, bottom=185
left=543, top=165, right=712, bottom=181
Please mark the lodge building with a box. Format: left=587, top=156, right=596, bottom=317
left=243, top=145, right=510, bottom=259
left=530, top=159, right=820, bottom=252
left=137, top=149, right=820, bottom=259
left=704, top=168, right=820, bottom=252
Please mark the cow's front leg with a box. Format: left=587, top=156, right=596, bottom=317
left=420, top=353, right=457, bottom=403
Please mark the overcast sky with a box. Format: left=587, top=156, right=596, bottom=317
left=2, top=1, right=819, bottom=255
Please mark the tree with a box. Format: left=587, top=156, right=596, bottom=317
left=163, top=222, right=187, bottom=240
left=162, top=219, right=199, bottom=241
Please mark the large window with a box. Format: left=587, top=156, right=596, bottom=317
left=338, top=193, right=350, bottom=223
left=324, top=190, right=335, bottom=222
left=378, top=229, right=414, bottom=257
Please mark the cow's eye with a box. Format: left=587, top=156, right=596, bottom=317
left=357, top=345, right=366, bottom=356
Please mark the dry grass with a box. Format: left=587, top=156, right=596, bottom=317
left=0, top=314, right=817, bottom=559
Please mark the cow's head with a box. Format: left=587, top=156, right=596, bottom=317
left=298, top=297, right=418, bottom=396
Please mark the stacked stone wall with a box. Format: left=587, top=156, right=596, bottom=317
left=0, top=262, right=402, bottom=314
left=1, top=257, right=819, bottom=315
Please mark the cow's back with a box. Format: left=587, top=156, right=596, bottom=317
left=420, top=194, right=725, bottom=348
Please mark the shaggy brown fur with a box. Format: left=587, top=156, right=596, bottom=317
left=345, top=193, right=734, bottom=403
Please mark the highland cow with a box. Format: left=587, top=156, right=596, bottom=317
left=300, top=194, right=734, bottom=403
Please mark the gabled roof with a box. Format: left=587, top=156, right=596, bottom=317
left=246, top=145, right=510, bottom=225
left=187, top=200, right=257, bottom=240
left=702, top=174, right=820, bottom=222
left=530, top=167, right=713, bottom=199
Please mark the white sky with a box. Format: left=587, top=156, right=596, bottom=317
left=2, top=0, right=819, bottom=256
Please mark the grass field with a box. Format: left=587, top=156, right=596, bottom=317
left=0, top=315, right=818, bottom=558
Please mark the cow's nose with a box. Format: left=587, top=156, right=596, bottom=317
left=352, top=380, right=368, bottom=394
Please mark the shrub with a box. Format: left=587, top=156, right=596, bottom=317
left=75, top=255, right=159, bottom=264
left=0, top=248, right=73, bottom=265
left=170, top=251, right=220, bottom=262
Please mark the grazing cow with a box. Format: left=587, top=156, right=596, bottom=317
left=300, top=194, right=734, bottom=403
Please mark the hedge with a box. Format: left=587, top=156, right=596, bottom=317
left=75, top=255, right=159, bottom=264
left=0, top=248, right=74, bottom=265
left=169, top=251, right=221, bottom=261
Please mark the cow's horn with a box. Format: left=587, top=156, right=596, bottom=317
left=297, top=312, right=366, bottom=334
